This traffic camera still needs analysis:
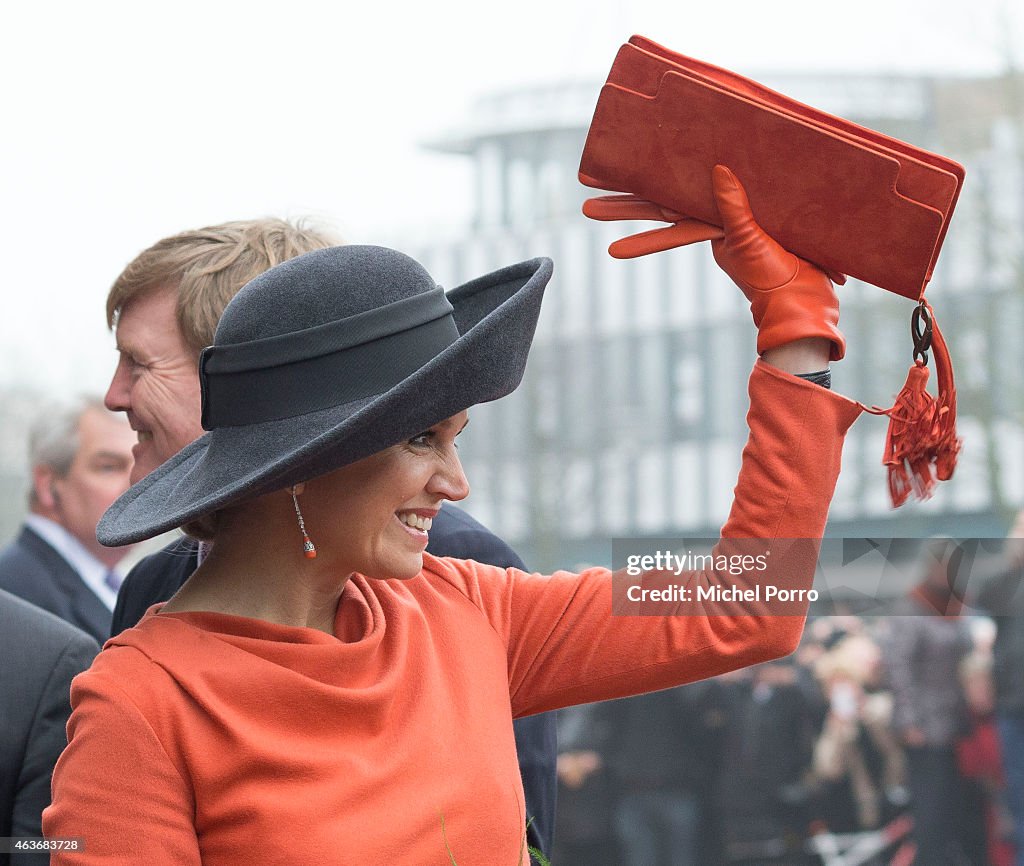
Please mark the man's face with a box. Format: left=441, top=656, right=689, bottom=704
left=49, top=407, right=136, bottom=559
left=104, top=287, right=204, bottom=483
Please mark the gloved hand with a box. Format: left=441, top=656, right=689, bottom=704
left=581, top=194, right=724, bottom=257
left=583, top=165, right=846, bottom=360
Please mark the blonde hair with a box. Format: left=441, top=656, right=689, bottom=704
left=814, top=633, right=882, bottom=685
left=106, top=218, right=339, bottom=358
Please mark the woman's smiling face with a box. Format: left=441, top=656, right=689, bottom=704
left=300, top=412, right=471, bottom=580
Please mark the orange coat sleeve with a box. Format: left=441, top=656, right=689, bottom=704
left=44, top=663, right=201, bottom=865
left=445, top=361, right=862, bottom=716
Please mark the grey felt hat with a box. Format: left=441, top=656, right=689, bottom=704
left=97, top=245, right=553, bottom=546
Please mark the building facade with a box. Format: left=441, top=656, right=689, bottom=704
left=401, top=72, right=1024, bottom=574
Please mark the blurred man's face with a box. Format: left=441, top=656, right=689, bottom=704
left=104, top=287, right=204, bottom=483
left=49, top=407, right=136, bottom=559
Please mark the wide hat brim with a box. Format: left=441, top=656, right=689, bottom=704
left=98, top=254, right=553, bottom=546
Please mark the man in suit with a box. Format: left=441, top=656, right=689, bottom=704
left=0, top=398, right=136, bottom=643
left=103, top=218, right=557, bottom=859
left=0, top=589, right=98, bottom=865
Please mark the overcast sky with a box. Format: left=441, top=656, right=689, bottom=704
left=3, top=0, right=1022, bottom=399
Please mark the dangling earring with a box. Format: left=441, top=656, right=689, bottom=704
left=290, top=485, right=317, bottom=559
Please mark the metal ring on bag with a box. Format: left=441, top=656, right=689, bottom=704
left=911, top=302, right=933, bottom=365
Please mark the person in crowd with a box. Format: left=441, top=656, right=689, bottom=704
left=790, top=622, right=831, bottom=724
left=970, top=515, right=1024, bottom=866
left=879, top=537, right=975, bottom=864
left=552, top=704, right=621, bottom=866
left=597, top=681, right=728, bottom=866
left=956, top=651, right=1015, bottom=866
left=809, top=632, right=905, bottom=834
left=0, top=398, right=135, bottom=642
left=0, top=590, right=97, bottom=866
left=45, top=166, right=862, bottom=863
left=713, top=660, right=820, bottom=865
left=99, top=217, right=557, bottom=858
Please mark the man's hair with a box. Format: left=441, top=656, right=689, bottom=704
left=28, top=396, right=108, bottom=505
left=106, top=218, right=339, bottom=357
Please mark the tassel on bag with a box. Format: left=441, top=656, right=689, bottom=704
left=875, top=301, right=961, bottom=507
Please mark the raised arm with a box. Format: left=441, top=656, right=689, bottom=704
left=460, top=361, right=861, bottom=717
left=456, top=167, right=863, bottom=714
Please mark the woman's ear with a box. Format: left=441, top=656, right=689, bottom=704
left=291, top=482, right=306, bottom=496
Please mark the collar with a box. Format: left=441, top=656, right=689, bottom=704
left=25, top=514, right=120, bottom=611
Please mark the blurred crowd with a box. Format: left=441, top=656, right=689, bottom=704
left=552, top=538, right=1024, bottom=866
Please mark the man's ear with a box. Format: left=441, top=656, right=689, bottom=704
left=32, top=465, right=60, bottom=511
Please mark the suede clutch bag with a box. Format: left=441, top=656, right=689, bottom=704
left=578, top=35, right=966, bottom=300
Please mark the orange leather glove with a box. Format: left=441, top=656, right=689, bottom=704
left=583, top=165, right=846, bottom=361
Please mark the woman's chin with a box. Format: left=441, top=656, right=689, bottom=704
left=365, top=553, right=425, bottom=582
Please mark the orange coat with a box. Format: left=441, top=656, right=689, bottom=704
left=45, top=361, right=860, bottom=864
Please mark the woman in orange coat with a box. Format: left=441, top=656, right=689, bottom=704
left=45, top=168, right=861, bottom=864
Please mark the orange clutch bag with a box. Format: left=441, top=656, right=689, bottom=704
left=579, top=36, right=966, bottom=506
left=578, top=35, right=965, bottom=300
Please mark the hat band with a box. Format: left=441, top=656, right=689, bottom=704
left=202, top=287, right=454, bottom=372
left=200, top=312, right=460, bottom=429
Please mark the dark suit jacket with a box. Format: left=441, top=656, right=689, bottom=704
left=0, top=590, right=98, bottom=866
left=0, top=526, right=111, bottom=644
left=111, top=504, right=557, bottom=858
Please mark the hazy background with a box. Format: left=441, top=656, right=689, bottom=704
left=2, top=0, right=1022, bottom=397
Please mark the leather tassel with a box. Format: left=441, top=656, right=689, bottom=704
left=883, top=362, right=938, bottom=506
left=929, top=316, right=961, bottom=482
left=878, top=302, right=961, bottom=507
